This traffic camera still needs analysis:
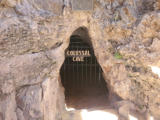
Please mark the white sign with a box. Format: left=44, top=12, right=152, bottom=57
left=66, top=50, right=91, bottom=62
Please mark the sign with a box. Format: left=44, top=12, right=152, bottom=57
left=72, top=0, right=93, bottom=11
left=66, top=50, right=91, bottom=62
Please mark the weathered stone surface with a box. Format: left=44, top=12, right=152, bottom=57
left=15, top=0, right=63, bottom=17
left=0, top=0, right=17, bottom=7
left=41, top=77, right=59, bottom=120
left=0, top=52, right=55, bottom=94
left=0, top=92, right=17, bottom=120
left=16, top=85, right=43, bottom=120
left=0, top=0, right=160, bottom=119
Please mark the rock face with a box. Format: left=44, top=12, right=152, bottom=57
left=0, top=0, right=160, bottom=120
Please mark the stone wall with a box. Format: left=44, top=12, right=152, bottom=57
left=0, top=0, right=160, bottom=120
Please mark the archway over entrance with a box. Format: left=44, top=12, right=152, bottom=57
left=60, top=27, right=109, bottom=109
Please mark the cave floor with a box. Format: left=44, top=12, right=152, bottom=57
left=65, top=85, right=110, bottom=110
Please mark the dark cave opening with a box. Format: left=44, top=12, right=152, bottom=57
left=60, top=28, right=110, bottom=109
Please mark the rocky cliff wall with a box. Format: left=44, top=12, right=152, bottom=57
left=0, top=0, right=160, bottom=120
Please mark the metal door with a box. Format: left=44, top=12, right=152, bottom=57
left=60, top=35, right=108, bottom=108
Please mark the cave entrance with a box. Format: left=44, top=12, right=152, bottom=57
left=60, top=28, right=109, bottom=109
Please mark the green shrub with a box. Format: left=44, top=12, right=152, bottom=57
left=114, top=52, right=123, bottom=59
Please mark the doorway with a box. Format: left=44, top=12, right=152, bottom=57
left=60, top=28, right=109, bottom=109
